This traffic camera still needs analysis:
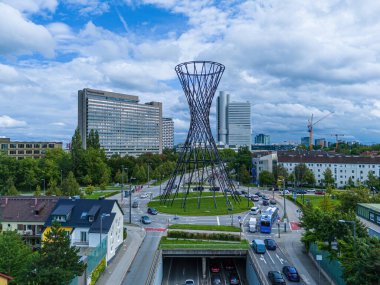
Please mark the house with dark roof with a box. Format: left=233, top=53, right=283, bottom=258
left=0, top=196, right=61, bottom=248
left=44, top=198, right=124, bottom=262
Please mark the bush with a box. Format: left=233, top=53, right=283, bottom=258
left=123, top=227, right=127, bottom=240
left=89, top=257, right=106, bottom=285
left=167, top=231, right=240, bottom=241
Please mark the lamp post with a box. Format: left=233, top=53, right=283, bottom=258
left=100, top=213, right=110, bottom=248
left=42, top=178, right=46, bottom=195
left=121, top=166, right=125, bottom=202
left=129, top=177, right=136, bottom=224
left=282, top=178, right=287, bottom=232
left=159, top=173, right=162, bottom=196
left=338, top=219, right=356, bottom=251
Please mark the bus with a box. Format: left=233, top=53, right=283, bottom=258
left=260, top=207, right=279, bottom=233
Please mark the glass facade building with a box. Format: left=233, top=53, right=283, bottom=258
left=78, top=88, right=162, bottom=157
left=162, top=117, right=174, bottom=149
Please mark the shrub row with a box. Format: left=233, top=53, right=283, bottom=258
left=167, top=230, right=240, bottom=241
left=89, top=257, right=106, bottom=285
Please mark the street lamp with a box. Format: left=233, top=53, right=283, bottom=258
left=121, top=166, right=128, bottom=202
left=41, top=178, right=46, bottom=195
left=129, top=177, right=136, bottom=224
left=100, top=213, right=110, bottom=248
left=281, top=178, right=287, bottom=232
left=338, top=219, right=356, bottom=251
left=159, top=173, right=163, bottom=196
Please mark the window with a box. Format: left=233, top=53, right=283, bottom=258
left=80, top=231, right=87, bottom=242
left=18, top=144, right=24, bottom=148
left=26, top=150, right=32, bottom=154
left=34, top=144, right=40, bottom=148
left=34, top=150, right=40, bottom=154
left=18, top=150, right=24, bottom=154
left=370, top=212, right=375, bottom=222
left=10, top=144, right=16, bottom=148
left=49, top=144, right=55, bottom=148
left=26, top=144, right=32, bottom=148
left=10, top=150, right=16, bottom=155
left=42, top=144, right=47, bottom=148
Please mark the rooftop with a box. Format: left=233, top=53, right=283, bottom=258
left=357, top=203, right=380, bottom=213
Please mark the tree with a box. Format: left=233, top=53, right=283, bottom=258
left=4, top=177, right=18, bottom=195
left=273, top=164, right=288, bottom=183
left=294, top=164, right=314, bottom=186
left=0, top=231, right=36, bottom=284
left=34, top=185, right=42, bottom=196
left=61, top=171, right=80, bottom=196
left=347, top=176, right=355, bottom=188
left=338, top=188, right=370, bottom=213
left=322, top=168, right=335, bottom=187
left=259, top=171, right=274, bottom=186
left=71, top=128, right=84, bottom=180
left=87, top=129, right=100, bottom=149
left=239, top=164, right=251, bottom=184
left=46, top=179, right=61, bottom=196
left=32, top=222, right=86, bottom=284
left=365, top=170, right=379, bottom=192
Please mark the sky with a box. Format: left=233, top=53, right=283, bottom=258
left=1, top=0, right=380, bottom=146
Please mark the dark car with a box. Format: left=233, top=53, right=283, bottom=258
left=147, top=207, right=158, bottom=215
left=210, top=262, right=221, bottom=273
left=234, top=190, right=242, bottom=195
left=193, top=186, right=204, bottom=191
left=296, top=189, right=307, bottom=194
left=264, top=238, right=277, bottom=250
left=223, top=260, right=235, bottom=271
left=211, top=274, right=222, bottom=285
left=229, top=272, right=240, bottom=285
left=262, top=195, right=270, bottom=201
left=255, top=191, right=262, bottom=197
left=241, top=190, right=247, bottom=195
left=282, top=266, right=300, bottom=282
left=315, top=190, right=325, bottom=195
left=268, top=271, right=286, bottom=285
left=263, top=200, right=269, bottom=206
left=210, top=186, right=220, bottom=191
left=270, top=199, right=276, bottom=205
left=141, top=215, right=151, bottom=224
left=132, top=200, right=139, bottom=208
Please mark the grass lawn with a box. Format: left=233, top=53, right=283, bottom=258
left=148, top=194, right=254, bottom=216
left=291, top=194, right=340, bottom=208
left=84, top=190, right=120, bottom=199
left=168, top=224, right=241, bottom=232
left=159, top=237, right=249, bottom=250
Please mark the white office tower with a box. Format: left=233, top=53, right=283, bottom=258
left=216, top=91, right=251, bottom=147
left=78, top=88, right=162, bottom=157
left=162, top=117, right=174, bottom=149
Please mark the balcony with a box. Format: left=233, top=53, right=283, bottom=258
left=72, top=239, right=89, bottom=246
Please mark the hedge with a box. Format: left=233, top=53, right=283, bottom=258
left=89, top=257, right=106, bottom=285
left=167, top=230, right=240, bottom=241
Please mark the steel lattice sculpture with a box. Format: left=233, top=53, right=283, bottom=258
left=161, top=61, right=239, bottom=211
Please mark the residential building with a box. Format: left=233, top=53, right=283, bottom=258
left=162, top=117, right=174, bottom=149
left=78, top=88, right=162, bottom=157
left=278, top=151, right=380, bottom=187
left=216, top=91, right=251, bottom=147
left=0, top=196, right=61, bottom=248
left=252, top=151, right=277, bottom=184
left=0, top=273, right=12, bottom=285
left=0, top=138, right=62, bottom=160
left=44, top=198, right=123, bottom=262
left=315, top=138, right=326, bottom=148
left=356, top=203, right=380, bottom=238
left=301, top=137, right=310, bottom=148
left=254, top=134, right=270, bottom=145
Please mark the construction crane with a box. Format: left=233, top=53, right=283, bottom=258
left=331, top=134, right=345, bottom=151
left=307, top=112, right=334, bottom=151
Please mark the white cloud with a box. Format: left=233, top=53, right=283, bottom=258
left=0, top=3, right=55, bottom=57
left=0, top=115, right=27, bottom=128
left=1, top=0, right=58, bottom=14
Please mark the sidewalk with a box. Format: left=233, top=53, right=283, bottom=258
left=97, top=224, right=146, bottom=285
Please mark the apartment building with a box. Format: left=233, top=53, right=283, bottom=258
left=0, top=138, right=62, bottom=159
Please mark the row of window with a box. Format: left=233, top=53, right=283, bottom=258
left=5, top=143, right=56, bottom=149
left=9, top=150, right=45, bottom=155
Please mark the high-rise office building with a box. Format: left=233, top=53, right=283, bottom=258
left=78, top=88, right=162, bottom=157
left=314, top=138, right=326, bottom=148
left=254, top=134, right=271, bottom=145
left=162, top=117, right=174, bottom=149
left=216, top=91, right=251, bottom=147
left=301, top=136, right=310, bottom=148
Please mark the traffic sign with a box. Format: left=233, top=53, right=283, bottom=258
left=316, top=255, right=322, bottom=261
left=238, top=216, right=241, bottom=220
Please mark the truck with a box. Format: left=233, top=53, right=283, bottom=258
left=248, top=217, right=257, bottom=232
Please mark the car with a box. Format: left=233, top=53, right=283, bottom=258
left=241, top=190, right=247, bottom=195
left=132, top=200, right=139, bottom=208
left=185, top=279, right=195, bottom=285
left=262, top=200, right=269, bottom=206
left=193, top=186, right=204, bottom=191
left=210, top=262, right=221, bottom=273
left=255, top=191, right=262, bottom=197
left=262, top=195, right=270, bottom=201
left=210, top=186, right=220, bottom=191
left=264, top=238, right=277, bottom=250
left=268, top=271, right=286, bottom=285
left=234, top=190, right=242, bottom=195
left=282, top=266, right=301, bottom=282
left=273, top=187, right=280, bottom=191
left=250, top=206, right=260, bottom=215
left=224, top=189, right=232, bottom=193
left=140, top=193, right=149, bottom=199
left=281, top=189, right=290, bottom=195
left=141, top=215, right=151, bottom=224
left=211, top=274, right=222, bottom=285
left=270, top=199, right=276, bottom=205
left=252, top=239, right=266, bottom=254
left=252, top=195, right=260, bottom=202
left=147, top=207, right=158, bottom=215
left=296, top=189, right=307, bottom=194
left=229, top=272, right=240, bottom=285
left=315, top=190, right=326, bottom=195
left=223, top=260, right=235, bottom=271
left=307, top=189, right=316, bottom=193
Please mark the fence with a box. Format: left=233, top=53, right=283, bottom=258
left=69, top=237, right=107, bottom=285
left=309, top=242, right=346, bottom=285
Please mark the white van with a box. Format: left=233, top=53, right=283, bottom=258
left=248, top=217, right=257, bottom=232
left=250, top=206, right=260, bottom=215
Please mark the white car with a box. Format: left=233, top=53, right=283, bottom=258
left=140, top=193, right=149, bottom=199
left=281, top=190, right=290, bottom=195
left=185, top=279, right=195, bottom=285
left=250, top=206, right=260, bottom=215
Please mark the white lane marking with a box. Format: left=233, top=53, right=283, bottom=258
left=276, top=253, right=284, bottom=265
left=217, top=216, right=220, bottom=225
left=260, top=255, right=267, bottom=264
left=267, top=251, right=275, bottom=264
left=166, top=258, right=173, bottom=285
left=300, top=274, right=310, bottom=284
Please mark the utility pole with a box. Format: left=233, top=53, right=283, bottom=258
left=121, top=166, right=125, bottom=202
left=282, top=178, right=287, bottom=232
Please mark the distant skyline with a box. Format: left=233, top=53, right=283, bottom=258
left=1, top=1, right=380, bottom=145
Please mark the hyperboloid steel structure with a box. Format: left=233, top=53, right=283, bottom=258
left=161, top=61, right=239, bottom=211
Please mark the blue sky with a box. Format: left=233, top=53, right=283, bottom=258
left=1, top=0, right=380, bottom=146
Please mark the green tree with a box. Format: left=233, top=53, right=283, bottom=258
left=87, top=129, right=101, bottom=149
left=0, top=231, right=36, bottom=284
left=61, top=171, right=80, bottom=196
left=259, top=171, right=274, bottom=186
left=4, top=177, right=18, bottom=195
left=239, top=164, right=251, bottom=184
left=347, top=176, right=355, bottom=188
left=294, top=164, right=314, bottom=186
left=46, top=179, right=61, bottom=196
left=273, top=164, right=288, bottom=183
left=365, top=170, right=379, bottom=192
left=32, top=222, right=86, bottom=285
left=338, top=188, right=370, bottom=213
left=322, top=168, right=335, bottom=187
left=34, top=185, right=42, bottom=196
left=71, top=127, right=84, bottom=181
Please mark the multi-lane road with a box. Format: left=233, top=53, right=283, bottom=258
left=120, top=184, right=327, bottom=285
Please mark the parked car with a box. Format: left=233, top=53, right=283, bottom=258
left=281, top=189, right=290, bottom=195
left=210, top=186, right=220, bottom=191
left=282, top=266, right=301, bottom=282
left=250, top=206, right=261, bottom=215
left=132, top=200, right=139, bottom=208
left=252, top=195, right=260, bottom=202
left=307, top=189, right=316, bottom=193
left=263, top=200, right=269, bottom=206
left=147, top=207, right=158, bottom=215
left=264, top=238, right=277, bottom=250
left=241, top=190, right=247, bottom=195
left=234, top=190, right=242, bottom=195
left=211, top=274, right=222, bottom=285
left=229, top=272, right=240, bottom=285
left=255, top=191, right=262, bottom=197
left=252, top=239, right=266, bottom=254
left=141, top=215, right=151, bottom=224
left=296, top=189, right=307, bottom=194
left=262, top=195, right=269, bottom=201
left=268, top=271, right=286, bottom=285
left=270, top=199, right=276, bottom=205
left=210, top=262, right=221, bottom=273
left=140, top=193, right=149, bottom=199
left=315, top=190, right=326, bottom=195
left=185, top=279, right=195, bottom=285
left=193, top=186, right=204, bottom=191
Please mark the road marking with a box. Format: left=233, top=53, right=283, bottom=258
left=145, top=227, right=166, bottom=232
left=276, top=253, right=284, bottom=265
left=217, top=216, right=220, bottom=225
left=166, top=258, right=173, bottom=285
left=267, top=251, right=275, bottom=264
left=260, top=255, right=267, bottom=264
